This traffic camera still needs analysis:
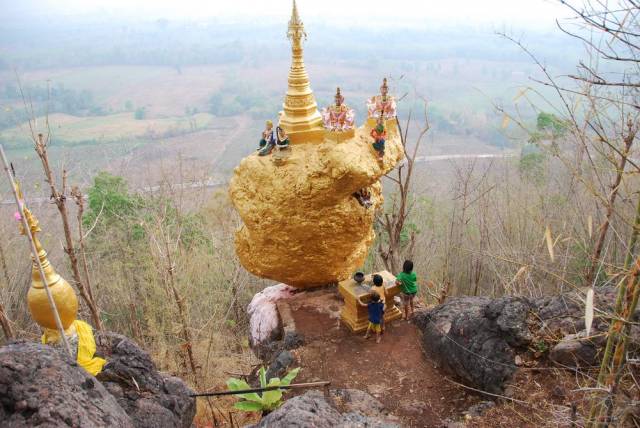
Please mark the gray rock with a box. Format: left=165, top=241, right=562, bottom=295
left=465, top=401, right=495, bottom=417
left=251, top=391, right=343, bottom=427
left=254, top=331, right=305, bottom=363
left=0, top=340, right=133, bottom=427
left=95, top=332, right=196, bottom=428
left=338, top=411, right=400, bottom=427
left=250, top=390, right=400, bottom=428
left=265, top=350, right=295, bottom=380
left=550, top=333, right=598, bottom=367
left=414, top=296, right=524, bottom=394
left=283, top=331, right=304, bottom=350
left=330, top=388, right=386, bottom=417
left=485, top=297, right=532, bottom=347
left=415, top=286, right=640, bottom=394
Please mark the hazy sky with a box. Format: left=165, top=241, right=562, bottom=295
left=4, top=0, right=570, bottom=29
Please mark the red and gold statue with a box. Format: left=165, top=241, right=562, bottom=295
left=322, top=87, right=355, bottom=131
left=367, top=78, right=397, bottom=120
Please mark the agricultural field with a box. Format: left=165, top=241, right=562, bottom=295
left=0, top=55, right=539, bottom=192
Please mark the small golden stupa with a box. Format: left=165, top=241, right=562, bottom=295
left=19, top=205, right=105, bottom=375
left=20, top=207, right=79, bottom=334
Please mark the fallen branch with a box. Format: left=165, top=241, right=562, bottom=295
left=190, top=380, right=331, bottom=398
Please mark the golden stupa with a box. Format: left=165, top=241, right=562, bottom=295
left=229, top=1, right=404, bottom=288
left=21, top=207, right=79, bottom=332
left=278, top=0, right=324, bottom=142
left=18, top=205, right=105, bottom=375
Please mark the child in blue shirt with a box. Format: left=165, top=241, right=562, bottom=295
left=358, top=293, right=384, bottom=343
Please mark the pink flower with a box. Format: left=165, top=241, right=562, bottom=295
left=14, top=211, right=22, bottom=222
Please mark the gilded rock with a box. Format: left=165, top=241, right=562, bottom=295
left=229, top=122, right=403, bottom=288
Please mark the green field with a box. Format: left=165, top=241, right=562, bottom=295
left=0, top=112, right=216, bottom=143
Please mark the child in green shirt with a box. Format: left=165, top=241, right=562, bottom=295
left=396, top=260, right=418, bottom=320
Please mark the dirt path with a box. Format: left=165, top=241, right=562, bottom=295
left=286, top=289, right=480, bottom=427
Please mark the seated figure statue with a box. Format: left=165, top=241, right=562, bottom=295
left=367, top=78, right=397, bottom=120
left=321, top=87, right=355, bottom=132
left=258, top=119, right=290, bottom=157
left=258, top=120, right=276, bottom=156
left=275, top=124, right=290, bottom=150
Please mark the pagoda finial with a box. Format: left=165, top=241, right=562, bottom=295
left=280, top=0, right=323, bottom=142
left=290, top=0, right=302, bottom=27
left=18, top=206, right=43, bottom=252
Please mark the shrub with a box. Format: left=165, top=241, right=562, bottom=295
left=226, top=367, right=300, bottom=413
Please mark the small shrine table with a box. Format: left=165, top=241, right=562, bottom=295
left=338, top=270, right=402, bottom=332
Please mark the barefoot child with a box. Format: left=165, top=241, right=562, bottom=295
left=370, top=274, right=386, bottom=333
left=357, top=293, right=384, bottom=343
left=396, top=260, right=418, bottom=320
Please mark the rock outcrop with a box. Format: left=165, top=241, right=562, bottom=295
left=0, top=335, right=196, bottom=428
left=0, top=341, right=133, bottom=427
left=414, top=296, right=531, bottom=394
left=251, top=390, right=399, bottom=428
left=415, top=287, right=639, bottom=394
left=230, top=122, right=403, bottom=288
left=95, top=331, right=196, bottom=428
left=535, top=287, right=624, bottom=368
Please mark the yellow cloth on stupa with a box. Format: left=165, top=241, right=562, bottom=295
left=42, top=320, right=106, bottom=376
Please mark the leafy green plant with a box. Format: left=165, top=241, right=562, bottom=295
left=533, top=339, right=549, bottom=354
left=536, top=112, right=567, bottom=137
left=226, top=367, right=300, bottom=413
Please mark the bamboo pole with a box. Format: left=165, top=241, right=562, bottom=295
left=190, top=381, right=331, bottom=398
left=586, top=195, right=640, bottom=427
left=0, top=144, right=72, bottom=357
left=587, top=257, right=640, bottom=427
left=623, top=196, right=640, bottom=271
left=599, top=257, right=640, bottom=425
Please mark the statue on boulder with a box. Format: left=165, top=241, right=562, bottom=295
left=258, top=120, right=290, bottom=157
left=370, top=117, right=387, bottom=160
left=258, top=120, right=276, bottom=156
left=322, top=87, right=355, bottom=131
left=367, top=78, right=396, bottom=120
left=275, top=123, right=290, bottom=150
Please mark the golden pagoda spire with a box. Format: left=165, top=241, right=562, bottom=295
left=279, top=0, right=324, bottom=142
left=20, top=207, right=78, bottom=332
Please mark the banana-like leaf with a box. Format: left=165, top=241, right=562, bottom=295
left=227, top=378, right=251, bottom=391
left=234, top=401, right=264, bottom=412
left=281, top=367, right=300, bottom=386
left=262, top=380, right=283, bottom=409
left=263, top=388, right=283, bottom=405
left=226, top=378, right=261, bottom=403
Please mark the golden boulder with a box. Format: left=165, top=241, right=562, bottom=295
left=229, top=1, right=404, bottom=288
